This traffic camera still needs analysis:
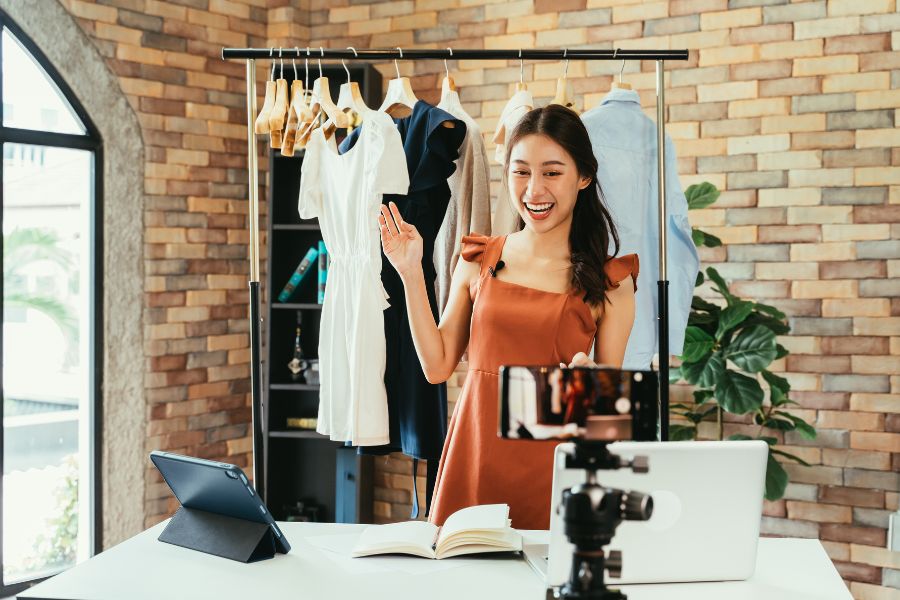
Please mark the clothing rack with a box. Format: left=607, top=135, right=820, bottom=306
left=222, top=46, right=690, bottom=499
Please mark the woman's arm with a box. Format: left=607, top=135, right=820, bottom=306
left=594, top=276, right=636, bottom=368
left=379, top=203, right=475, bottom=384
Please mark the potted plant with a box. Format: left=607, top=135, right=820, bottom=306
left=671, top=182, right=817, bottom=501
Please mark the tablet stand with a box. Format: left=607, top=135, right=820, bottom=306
left=158, top=506, right=277, bottom=563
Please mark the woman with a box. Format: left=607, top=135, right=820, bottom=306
left=377, top=104, right=638, bottom=530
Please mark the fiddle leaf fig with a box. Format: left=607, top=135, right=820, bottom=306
left=726, top=326, right=777, bottom=372
left=681, top=326, right=715, bottom=363
left=716, top=370, right=764, bottom=414
left=675, top=181, right=817, bottom=501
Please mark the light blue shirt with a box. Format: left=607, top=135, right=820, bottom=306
left=582, top=88, right=700, bottom=370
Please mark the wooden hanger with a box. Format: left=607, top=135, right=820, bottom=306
left=281, top=54, right=307, bottom=156
left=269, top=51, right=289, bottom=148
left=551, top=50, right=574, bottom=109
left=612, top=49, right=632, bottom=90
left=515, top=49, right=528, bottom=92
left=440, top=47, right=457, bottom=102
left=254, top=51, right=276, bottom=134
left=379, top=47, right=418, bottom=119
left=337, top=49, right=375, bottom=125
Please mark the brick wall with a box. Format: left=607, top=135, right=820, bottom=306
left=52, top=1, right=898, bottom=597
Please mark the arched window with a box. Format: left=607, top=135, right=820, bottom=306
left=0, top=13, right=101, bottom=595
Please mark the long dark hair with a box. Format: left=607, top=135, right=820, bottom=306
left=504, top=104, right=620, bottom=306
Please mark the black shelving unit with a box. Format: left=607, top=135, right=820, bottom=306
left=263, top=63, right=383, bottom=525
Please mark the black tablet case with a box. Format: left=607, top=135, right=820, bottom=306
left=159, top=505, right=278, bottom=563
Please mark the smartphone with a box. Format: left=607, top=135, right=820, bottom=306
left=498, top=366, right=658, bottom=442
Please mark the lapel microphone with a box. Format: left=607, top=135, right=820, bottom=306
left=489, top=261, right=506, bottom=277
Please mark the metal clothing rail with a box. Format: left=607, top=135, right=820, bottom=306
left=222, top=46, right=690, bottom=499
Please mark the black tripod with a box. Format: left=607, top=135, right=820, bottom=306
left=552, top=442, right=653, bottom=600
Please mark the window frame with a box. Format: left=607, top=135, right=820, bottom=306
left=0, top=10, right=103, bottom=597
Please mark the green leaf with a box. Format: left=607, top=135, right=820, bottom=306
left=692, top=296, right=721, bottom=313
left=702, top=232, right=723, bottom=248
left=680, top=326, right=716, bottom=363
left=775, top=344, right=789, bottom=359
left=765, top=452, right=788, bottom=501
left=716, top=301, right=754, bottom=340
left=781, top=413, right=817, bottom=440
left=727, top=325, right=777, bottom=372
left=754, top=302, right=786, bottom=321
left=670, top=425, right=697, bottom=441
left=685, top=182, right=720, bottom=211
left=682, top=351, right=725, bottom=388
left=692, top=228, right=706, bottom=247
left=756, top=414, right=796, bottom=431
left=693, top=389, right=714, bottom=405
left=728, top=434, right=752, bottom=441
left=770, top=448, right=811, bottom=468
left=695, top=271, right=705, bottom=287
left=760, top=436, right=779, bottom=446
left=762, top=370, right=791, bottom=394
left=742, top=313, right=791, bottom=336
left=706, top=267, right=736, bottom=305
left=715, top=370, right=764, bottom=414
left=669, top=367, right=683, bottom=384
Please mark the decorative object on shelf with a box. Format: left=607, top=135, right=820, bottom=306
left=277, top=245, right=318, bottom=303
left=286, top=417, right=318, bottom=430
left=317, top=240, right=328, bottom=304
left=672, top=182, right=817, bottom=501
left=283, top=499, right=323, bottom=523
left=287, top=310, right=308, bottom=381
left=304, top=359, right=320, bottom=385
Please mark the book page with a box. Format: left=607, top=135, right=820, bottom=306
left=440, top=504, right=511, bottom=540
left=351, top=521, right=438, bottom=559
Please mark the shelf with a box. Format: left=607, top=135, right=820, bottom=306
left=272, top=303, right=323, bottom=310
left=269, top=429, right=326, bottom=440
left=270, top=383, right=320, bottom=391
left=273, top=224, right=320, bottom=231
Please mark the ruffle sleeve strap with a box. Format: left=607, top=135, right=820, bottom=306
left=604, top=253, right=639, bottom=293
left=460, top=233, right=490, bottom=264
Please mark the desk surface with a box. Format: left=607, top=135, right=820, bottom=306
left=20, top=522, right=851, bottom=600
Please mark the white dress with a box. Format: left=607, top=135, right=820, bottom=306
left=297, top=113, right=409, bottom=446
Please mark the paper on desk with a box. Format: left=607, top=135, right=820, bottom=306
left=305, top=532, right=482, bottom=576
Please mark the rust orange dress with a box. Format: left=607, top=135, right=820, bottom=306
left=429, top=234, right=639, bottom=530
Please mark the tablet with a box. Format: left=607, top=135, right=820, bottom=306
left=150, top=451, right=290, bottom=554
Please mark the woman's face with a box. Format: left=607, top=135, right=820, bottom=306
left=507, top=134, right=592, bottom=233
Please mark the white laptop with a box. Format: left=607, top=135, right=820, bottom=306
left=524, top=440, right=768, bottom=586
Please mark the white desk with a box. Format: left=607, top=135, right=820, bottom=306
left=20, top=522, right=851, bottom=600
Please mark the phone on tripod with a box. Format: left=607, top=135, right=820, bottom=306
left=499, top=366, right=658, bottom=443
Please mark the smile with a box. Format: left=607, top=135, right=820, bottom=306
left=523, top=201, right=555, bottom=220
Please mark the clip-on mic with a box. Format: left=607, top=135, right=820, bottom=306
left=489, top=260, right=505, bottom=277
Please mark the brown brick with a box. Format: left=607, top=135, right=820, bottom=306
left=785, top=355, right=850, bottom=374
left=820, top=261, right=886, bottom=280
left=821, top=336, right=889, bottom=355
left=758, top=225, right=820, bottom=243
left=832, top=561, right=882, bottom=585
left=821, top=524, right=886, bottom=547
left=151, top=355, right=187, bottom=372
left=819, top=486, right=885, bottom=509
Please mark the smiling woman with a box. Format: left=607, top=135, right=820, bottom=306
left=377, top=105, right=638, bottom=529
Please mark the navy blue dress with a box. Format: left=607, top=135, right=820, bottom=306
left=340, top=101, right=466, bottom=515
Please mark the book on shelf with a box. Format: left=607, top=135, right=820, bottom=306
left=278, top=246, right=318, bottom=303
left=317, top=240, right=328, bottom=304
left=351, top=504, right=521, bottom=560
left=286, top=417, right=317, bottom=430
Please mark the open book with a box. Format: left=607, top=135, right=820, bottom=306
left=351, top=504, right=522, bottom=560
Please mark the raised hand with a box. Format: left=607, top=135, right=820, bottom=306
left=379, top=201, right=423, bottom=279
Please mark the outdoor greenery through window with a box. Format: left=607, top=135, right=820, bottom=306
left=2, top=24, right=98, bottom=587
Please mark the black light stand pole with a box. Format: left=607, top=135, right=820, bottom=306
left=244, top=59, right=265, bottom=500
left=655, top=60, right=670, bottom=442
